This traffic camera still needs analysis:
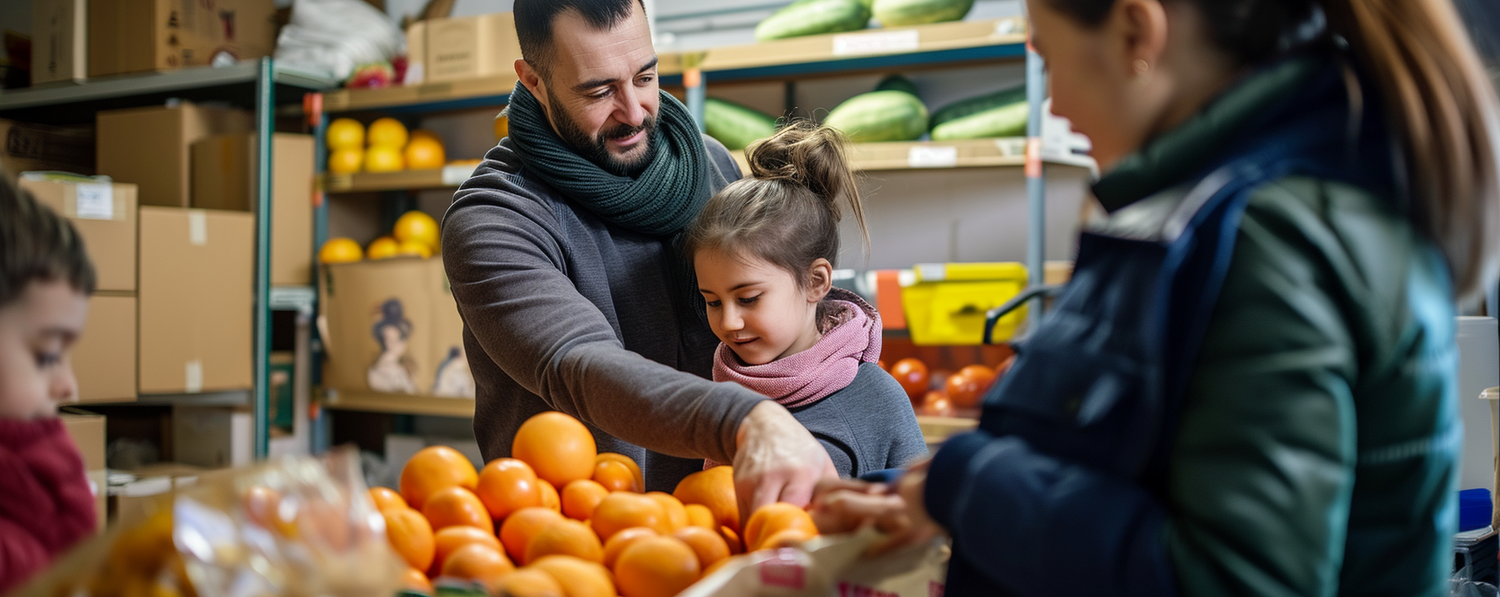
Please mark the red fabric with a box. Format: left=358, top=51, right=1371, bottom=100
left=0, top=417, right=97, bottom=594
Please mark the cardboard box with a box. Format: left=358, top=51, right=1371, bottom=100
left=172, top=405, right=252, bottom=468
left=18, top=177, right=139, bottom=292
left=88, top=0, right=276, bottom=78
left=425, top=12, right=521, bottom=83
left=191, top=133, right=315, bottom=285
left=138, top=207, right=254, bottom=394
left=322, top=257, right=472, bottom=397
left=32, top=0, right=88, bottom=85
left=97, top=102, right=253, bottom=208
left=72, top=295, right=138, bottom=403
left=59, top=408, right=107, bottom=529
left=0, top=119, right=95, bottom=179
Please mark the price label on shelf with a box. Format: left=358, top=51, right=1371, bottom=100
left=442, top=164, right=479, bottom=187
left=833, top=30, right=920, bottom=56
left=908, top=145, right=959, bottom=168
left=995, top=138, right=1027, bottom=157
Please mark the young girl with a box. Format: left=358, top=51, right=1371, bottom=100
left=686, top=121, right=926, bottom=479
left=0, top=177, right=99, bottom=593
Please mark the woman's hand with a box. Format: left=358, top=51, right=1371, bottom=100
left=733, top=401, right=840, bottom=525
left=808, top=460, right=946, bottom=554
left=876, top=459, right=943, bottom=554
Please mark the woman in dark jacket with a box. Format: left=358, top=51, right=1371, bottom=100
left=812, top=1, right=1500, bottom=596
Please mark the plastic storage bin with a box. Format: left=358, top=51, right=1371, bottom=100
left=901, top=262, right=1028, bottom=345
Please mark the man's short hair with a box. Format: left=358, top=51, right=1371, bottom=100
left=514, top=0, right=647, bottom=80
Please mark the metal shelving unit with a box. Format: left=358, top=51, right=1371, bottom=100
left=0, top=59, right=338, bottom=460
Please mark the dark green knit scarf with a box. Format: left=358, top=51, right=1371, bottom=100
left=506, top=82, right=725, bottom=237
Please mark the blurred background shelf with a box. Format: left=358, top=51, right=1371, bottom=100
left=321, top=165, right=478, bottom=194
left=0, top=62, right=336, bottom=124
left=323, top=391, right=476, bottom=418
left=731, top=138, right=1094, bottom=173
left=695, top=17, right=1026, bottom=84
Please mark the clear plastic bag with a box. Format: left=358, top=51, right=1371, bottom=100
left=273, top=0, right=403, bottom=81
left=12, top=448, right=404, bottom=597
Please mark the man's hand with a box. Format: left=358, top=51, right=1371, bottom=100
left=732, top=401, right=839, bottom=526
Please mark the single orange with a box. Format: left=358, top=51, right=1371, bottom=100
left=318, top=237, right=363, bottom=264
left=944, top=371, right=985, bottom=409
left=493, top=568, right=564, bottom=597
left=614, top=536, right=701, bottom=597
left=528, top=555, right=616, bottom=597
left=758, top=528, right=813, bottom=551
left=404, top=134, right=446, bottom=170
left=513, top=412, right=598, bottom=488
left=432, top=525, right=503, bottom=577
left=326, top=118, right=365, bottom=151
left=539, top=479, right=561, bottom=512
left=476, top=458, right=543, bottom=521
left=499, top=507, right=565, bottom=563
left=383, top=507, right=436, bottom=572
left=440, top=543, right=515, bottom=593
left=645, top=492, right=688, bottom=532
left=423, top=486, right=494, bottom=532
left=744, top=503, right=817, bottom=551
left=595, top=453, right=645, bottom=492
left=591, top=492, right=668, bottom=541
left=958, top=364, right=998, bottom=392
left=922, top=391, right=954, bottom=417
left=402, top=567, right=434, bottom=594
left=890, top=358, right=930, bottom=402
left=684, top=504, right=716, bottom=530
left=593, top=460, right=639, bottom=493
left=400, top=446, right=479, bottom=511
left=602, top=526, right=659, bottom=569
left=561, top=479, right=609, bottom=521
left=673, top=466, right=740, bottom=532
left=719, top=526, right=743, bottom=555
left=369, top=487, right=407, bottom=512
left=244, top=485, right=295, bottom=537
left=393, top=211, right=440, bottom=250
left=672, top=526, right=730, bottom=570
left=524, top=519, right=604, bottom=565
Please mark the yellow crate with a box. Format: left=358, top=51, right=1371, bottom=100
left=901, top=262, right=1028, bottom=345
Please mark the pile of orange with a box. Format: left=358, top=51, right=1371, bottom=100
left=326, top=117, right=448, bottom=174
left=372, top=411, right=821, bottom=597
left=885, top=357, right=1009, bottom=416
left=318, top=211, right=441, bottom=264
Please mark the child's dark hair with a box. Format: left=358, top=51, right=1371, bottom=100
left=686, top=120, right=868, bottom=290
left=0, top=177, right=95, bottom=307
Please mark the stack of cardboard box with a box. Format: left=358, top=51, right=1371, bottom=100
left=403, top=12, right=522, bottom=85
left=31, top=0, right=277, bottom=85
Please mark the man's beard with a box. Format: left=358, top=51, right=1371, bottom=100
left=549, top=93, right=658, bottom=177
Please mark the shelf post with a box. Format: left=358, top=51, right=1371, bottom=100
left=685, top=67, right=705, bottom=133
left=306, top=91, right=330, bottom=455
left=1024, top=41, right=1048, bottom=325
left=253, top=58, right=276, bottom=460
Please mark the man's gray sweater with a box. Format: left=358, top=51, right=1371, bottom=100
left=442, top=135, right=764, bottom=491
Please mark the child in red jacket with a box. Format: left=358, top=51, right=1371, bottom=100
left=0, top=177, right=99, bottom=593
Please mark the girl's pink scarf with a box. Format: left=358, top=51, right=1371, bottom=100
left=705, top=289, right=882, bottom=469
